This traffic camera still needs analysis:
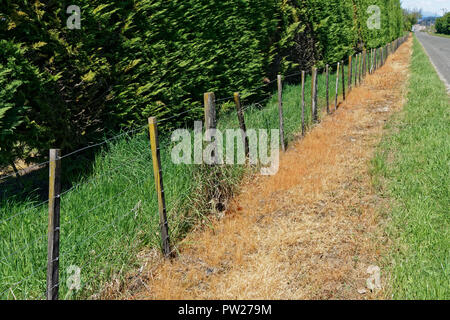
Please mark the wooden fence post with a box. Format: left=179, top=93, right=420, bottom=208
left=366, top=50, right=369, bottom=76
left=348, top=56, right=352, bottom=91
left=325, top=65, right=330, bottom=114
left=341, top=60, right=345, bottom=101
left=47, top=149, right=61, bottom=300
left=362, top=50, right=366, bottom=78
left=311, top=67, right=318, bottom=122
left=359, top=53, right=362, bottom=83
left=204, top=92, right=217, bottom=136
left=233, top=92, right=249, bottom=158
left=374, top=48, right=377, bottom=71
left=301, top=70, right=306, bottom=135
left=204, top=92, right=218, bottom=163
left=378, top=47, right=381, bottom=68
left=335, top=62, right=340, bottom=110
left=277, top=75, right=286, bottom=152
left=371, top=48, right=374, bottom=73
left=148, top=117, right=171, bottom=257
left=354, top=54, right=358, bottom=86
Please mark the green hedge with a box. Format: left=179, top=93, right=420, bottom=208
left=435, top=13, right=450, bottom=35
left=0, top=0, right=404, bottom=167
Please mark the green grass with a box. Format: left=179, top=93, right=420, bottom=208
left=0, top=46, right=382, bottom=299
left=428, top=31, right=450, bottom=39
left=372, top=36, right=449, bottom=299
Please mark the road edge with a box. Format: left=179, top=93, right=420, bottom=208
left=415, top=32, right=450, bottom=93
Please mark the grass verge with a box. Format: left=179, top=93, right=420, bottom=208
left=372, top=36, right=449, bottom=299
left=428, top=32, right=450, bottom=39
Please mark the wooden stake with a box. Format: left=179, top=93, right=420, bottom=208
left=325, top=65, right=329, bottom=114
left=47, top=149, right=61, bottom=300
left=277, top=75, right=285, bottom=152
left=204, top=92, right=216, bottom=134
left=335, top=62, right=340, bottom=110
left=359, top=53, right=362, bottom=83
left=204, top=92, right=217, bottom=163
left=348, top=56, right=352, bottom=91
left=375, top=48, right=378, bottom=70
left=362, top=50, right=366, bottom=78
left=311, top=67, right=318, bottom=122
left=341, top=60, right=345, bottom=100
left=371, top=49, right=374, bottom=73
left=233, top=92, right=249, bottom=157
left=148, top=117, right=171, bottom=257
left=301, top=70, right=306, bottom=135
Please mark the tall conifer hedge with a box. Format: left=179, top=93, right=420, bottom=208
left=0, top=0, right=404, bottom=166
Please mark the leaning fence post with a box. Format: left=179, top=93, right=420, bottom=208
left=47, top=149, right=61, bottom=300
left=335, top=62, right=340, bottom=110
left=311, top=67, right=318, bottom=122
left=148, top=117, right=171, bottom=257
left=277, top=75, right=286, bottom=152
left=233, top=92, right=249, bottom=158
left=301, top=70, right=306, bottom=135
left=354, top=54, right=358, bottom=86
left=341, top=60, right=345, bottom=100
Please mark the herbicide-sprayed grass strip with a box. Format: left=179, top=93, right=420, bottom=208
left=372, top=36, right=449, bottom=299
left=132, top=38, right=413, bottom=300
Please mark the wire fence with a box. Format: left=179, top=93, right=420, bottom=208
left=0, top=35, right=408, bottom=300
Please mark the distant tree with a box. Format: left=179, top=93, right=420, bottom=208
left=403, top=8, right=422, bottom=30
left=435, top=12, right=450, bottom=35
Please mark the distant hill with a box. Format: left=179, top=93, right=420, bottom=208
left=419, top=16, right=439, bottom=25
left=422, top=11, right=440, bottom=18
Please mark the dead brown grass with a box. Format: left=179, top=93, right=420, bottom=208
left=124, top=38, right=412, bottom=300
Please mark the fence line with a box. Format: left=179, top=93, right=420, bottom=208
left=0, top=34, right=409, bottom=300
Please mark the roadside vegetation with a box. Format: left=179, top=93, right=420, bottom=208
left=1, top=60, right=357, bottom=299
left=429, top=32, right=450, bottom=39
left=435, top=12, right=450, bottom=36
left=372, top=36, right=449, bottom=299
left=1, top=0, right=408, bottom=300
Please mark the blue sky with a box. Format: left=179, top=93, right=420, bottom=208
left=401, top=0, right=449, bottom=15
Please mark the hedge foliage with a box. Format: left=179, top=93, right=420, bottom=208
left=0, top=0, right=404, bottom=166
left=435, top=13, right=450, bottom=35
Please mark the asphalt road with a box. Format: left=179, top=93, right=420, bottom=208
left=415, top=32, right=450, bottom=91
